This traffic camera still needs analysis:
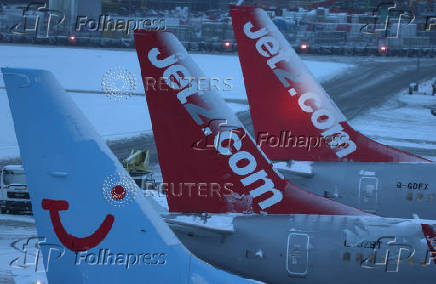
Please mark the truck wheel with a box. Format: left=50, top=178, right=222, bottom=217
left=431, top=109, right=436, bottom=117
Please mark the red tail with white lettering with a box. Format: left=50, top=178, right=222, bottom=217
left=134, top=30, right=367, bottom=216
left=231, top=5, right=428, bottom=162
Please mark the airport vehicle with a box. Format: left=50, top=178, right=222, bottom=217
left=123, top=149, right=159, bottom=190
left=3, top=67, right=253, bottom=284
left=122, top=149, right=150, bottom=173
left=229, top=6, right=436, bottom=219
left=0, top=164, right=31, bottom=214
left=133, top=29, right=436, bottom=283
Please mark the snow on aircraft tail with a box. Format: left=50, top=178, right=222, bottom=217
left=3, top=67, right=254, bottom=284
left=134, top=30, right=367, bottom=216
left=230, top=5, right=428, bottom=162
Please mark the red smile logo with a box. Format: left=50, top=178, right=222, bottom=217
left=42, top=199, right=114, bottom=252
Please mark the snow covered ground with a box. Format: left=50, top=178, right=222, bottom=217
left=0, top=90, right=152, bottom=160
left=0, top=214, right=47, bottom=284
left=0, top=45, right=349, bottom=96
left=0, top=45, right=353, bottom=160
left=350, top=79, right=436, bottom=161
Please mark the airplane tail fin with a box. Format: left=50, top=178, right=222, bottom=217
left=3, top=68, right=251, bottom=283
left=134, top=31, right=366, bottom=216
left=230, top=5, right=428, bottom=162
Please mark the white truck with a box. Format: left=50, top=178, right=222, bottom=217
left=0, top=165, right=32, bottom=214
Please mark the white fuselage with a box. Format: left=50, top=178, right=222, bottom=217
left=170, top=214, right=436, bottom=284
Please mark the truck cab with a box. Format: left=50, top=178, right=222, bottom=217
left=0, top=165, right=32, bottom=214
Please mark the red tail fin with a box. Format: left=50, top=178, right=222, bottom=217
left=231, top=6, right=428, bottom=162
left=134, top=30, right=366, bottom=216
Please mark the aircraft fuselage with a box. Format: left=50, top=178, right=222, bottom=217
left=170, top=214, right=436, bottom=284
left=279, top=161, right=436, bottom=219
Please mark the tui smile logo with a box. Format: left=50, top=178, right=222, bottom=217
left=42, top=199, right=114, bottom=252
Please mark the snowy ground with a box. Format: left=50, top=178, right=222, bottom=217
left=0, top=215, right=47, bottom=284
left=350, top=79, right=436, bottom=161
left=0, top=44, right=353, bottom=160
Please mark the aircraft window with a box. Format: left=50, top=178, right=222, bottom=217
left=406, top=193, right=413, bottom=201
left=342, top=252, right=350, bottom=262
left=428, top=194, right=435, bottom=202
left=417, top=193, right=424, bottom=201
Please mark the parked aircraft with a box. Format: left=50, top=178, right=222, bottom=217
left=4, top=34, right=436, bottom=284
left=3, top=67, right=253, bottom=284
left=133, top=29, right=436, bottom=284
left=231, top=5, right=429, bottom=163
left=133, top=29, right=364, bottom=216
left=230, top=5, right=436, bottom=219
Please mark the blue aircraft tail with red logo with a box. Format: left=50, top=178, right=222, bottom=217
left=3, top=67, right=254, bottom=284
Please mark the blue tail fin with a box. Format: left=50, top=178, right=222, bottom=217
left=3, top=68, right=252, bottom=284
